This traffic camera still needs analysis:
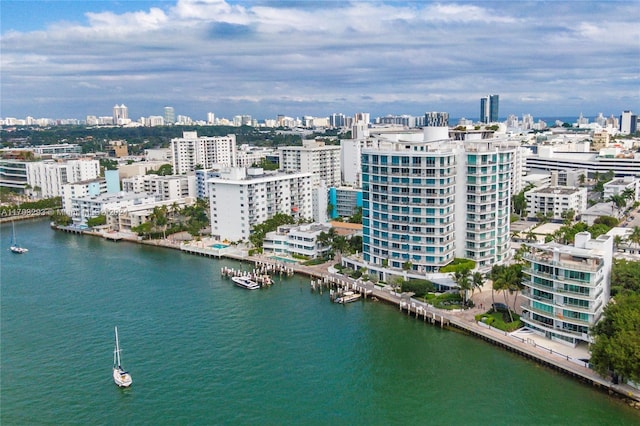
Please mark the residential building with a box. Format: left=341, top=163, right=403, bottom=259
left=424, top=112, right=449, bottom=127
left=603, top=176, right=640, bottom=203
left=163, top=106, right=175, bottom=125
left=263, top=223, right=332, bottom=259
left=62, top=178, right=108, bottom=216
left=480, top=94, right=499, bottom=123
left=171, top=131, right=236, bottom=175
left=360, top=127, right=517, bottom=273
left=0, top=160, right=28, bottom=191
left=525, top=186, right=588, bottom=221
left=619, top=110, right=637, bottom=134
left=278, top=139, right=341, bottom=188
left=118, top=161, right=170, bottom=178
left=70, top=191, right=157, bottom=226
left=106, top=197, right=195, bottom=231
left=328, top=186, right=363, bottom=219
left=208, top=167, right=313, bottom=242
left=122, top=174, right=196, bottom=200
left=521, top=232, right=613, bottom=347
left=195, top=168, right=221, bottom=199
left=25, top=159, right=101, bottom=198
left=235, top=145, right=276, bottom=168
left=113, top=104, right=128, bottom=125
left=582, top=202, right=620, bottom=226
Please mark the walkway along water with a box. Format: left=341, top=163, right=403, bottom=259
left=53, top=225, right=640, bottom=408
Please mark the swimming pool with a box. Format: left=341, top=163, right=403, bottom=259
left=211, top=243, right=229, bottom=249
left=270, top=256, right=299, bottom=264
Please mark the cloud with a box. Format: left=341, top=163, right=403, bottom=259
left=1, top=0, right=638, bottom=120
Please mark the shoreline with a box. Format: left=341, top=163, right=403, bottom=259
left=52, top=223, right=640, bottom=409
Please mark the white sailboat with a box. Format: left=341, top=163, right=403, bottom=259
left=113, top=326, right=132, bottom=387
left=9, top=221, right=28, bottom=254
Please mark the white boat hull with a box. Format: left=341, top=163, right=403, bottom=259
left=113, top=367, right=132, bottom=387
left=231, top=276, right=261, bottom=290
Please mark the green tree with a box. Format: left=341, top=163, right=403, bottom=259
left=86, top=214, right=106, bottom=228
left=471, top=271, right=485, bottom=299
left=628, top=226, right=640, bottom=251
left=611, top=259, right=640, bottom=296
left=149, top=205, right=168, bottom=239
left=348, top=206, right=362, bottom=224
left=606, top=194, right=627, bottom=217
left=452, top=267, right=472, bottom=305
left=590, top=293, right=640, bottom=384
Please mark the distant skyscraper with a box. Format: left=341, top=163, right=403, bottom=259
left=424, top=112, right=449, bottom=127
left=113, top=104, right=128, bottom=123
left=207, top=112, right=215, bottom=125
left=480, top=95, right=499, bottom=123
left=620, top=110, right=637, bottom=134
left=164, top=107, right=175, bottom=124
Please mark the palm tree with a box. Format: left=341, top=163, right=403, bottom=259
left=621, top=187, right=635, bottom=204
left=629, top=226, right=640, bottom=252
left=471, top=272, right=484, bottom=299
left=613, top=235, right=624, bottom=251
left=607, top=194, right=626, bottom=217
left=452, top=267, right=472, bottom=306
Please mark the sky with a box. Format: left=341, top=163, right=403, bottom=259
left=1, top=0, right=639, bottom=122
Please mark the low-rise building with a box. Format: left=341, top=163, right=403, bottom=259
left=525, top=186, right=588, bottom=221
left=581, top=202, right=620, bottom=226
left=604, top=176, right=640, bottom=203
left=328, top=186, right=363, bottom=219
left=263, top=223, right=332, bottom=259
left=70, top=192, right=157, bottom=225
left=106, top=197, right=195, bottom=231
left=521, top=232, right=613, bottom=347
left=122, top=174, right=196, bottom=200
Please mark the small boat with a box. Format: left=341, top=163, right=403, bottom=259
left=9, top=221, right=28, bottom=254
left=231, top=275, right=261, bottom=290
left=335, top=291, right=361, bottom=304
left=113, top=326, right=132, bottom=388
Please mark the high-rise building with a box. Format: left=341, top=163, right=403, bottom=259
left=278, top=140, right=341, bottom=188
left=113, top=104, right=128, bottom=123
left=360, top=128, right=517, bottom=274
left=163, top=107, right=175, bottom=124
left=620, top=110, right=637, bottom=134
left=207, top=112, right=215, bottom=125
left=521, top=232, right=612, bottom=347
left=208, top=167, right=313, bottom=241
left=480, top=95, right=499, bottom=123
left=424, top=112, right=449, bottom=127
left=171, top=131, right=237, bottom=175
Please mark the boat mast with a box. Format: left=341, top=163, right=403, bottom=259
left=114, top=326, right=122, bottom=367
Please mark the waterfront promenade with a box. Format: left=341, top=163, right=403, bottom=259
left=57, top=226, right=640, bottom=407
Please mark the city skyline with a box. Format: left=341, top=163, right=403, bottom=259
left=1, top=1, right=638, bottom=120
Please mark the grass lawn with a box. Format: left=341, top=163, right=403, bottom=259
left=475, top=310, right=523, bottom=332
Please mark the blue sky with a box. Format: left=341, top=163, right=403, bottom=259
left=1, top=0, right=639, bottom=122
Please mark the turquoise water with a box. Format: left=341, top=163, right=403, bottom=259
left=1, top=220, right=638, bottom=425
left=211, top=243, right=229, bottom=249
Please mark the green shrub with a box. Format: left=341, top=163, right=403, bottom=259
left=401, top=279, right=435, bottom=298
left=439, top=258, right=476, bottom=273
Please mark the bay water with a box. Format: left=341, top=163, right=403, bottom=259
left=1, top=220, right=638, bottom=425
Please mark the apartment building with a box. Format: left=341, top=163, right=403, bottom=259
left=208, top=167, right=313, bottom=242
left=521, top=232, right=613, bottom=347
left=328, top=186, right=363, bottom=219
left=525, top=186, right=588, bottom=221
left=122, top=174, right=196, bottom=200
left=263, top=223, right=332, bottom=259
left=171, top=131, right=236, bottom=174
left=278, top=140, right=341, bottom=188
left=70, top=192, right=157, bottom=225
left=360, top=127, right=517, bottom=273
left=27, top=159, right=100, bottom=198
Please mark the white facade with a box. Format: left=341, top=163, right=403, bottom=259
left=171, top=131, right=236, bottom=175
left=521, top=232, right=613, bottom=347
left=106, top=197, right=195, bottom=231
left=525, top=186, right=588, bottom=220
left=235, top=145, right=276, bottom=168
left=208, top=168, right=313, bottom=242
left=61, top=178, right=107, bottom=215
left=278, top=140, right=341, bottom=188
left=603, top=176, right=640, bottom=203
left=263, top=223, right=332, bottom=258
left=122, top=174, right=196, bottom=201
left=26, top=159, right=100, bottom=198
left=70, top=192, right=157, bottom=225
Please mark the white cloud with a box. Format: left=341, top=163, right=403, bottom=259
left=1, top=1, right=638, bottom=119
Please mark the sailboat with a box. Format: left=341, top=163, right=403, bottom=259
left=113, top=326, right=132, bottom=387
left=9, top=221, right=28, bottom=254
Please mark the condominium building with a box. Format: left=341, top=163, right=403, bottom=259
left=525, top=186, right=588, bottom=221
left=278, top=140, right=341, bottom=188
left=171, top=131, right=236, bottom=174
left=603, top=176, right=640, bottom=203
left=106, top=197, right=195, bottom=231
left=328, top=186, right=363, bottom=219
left=235, top=145, right=276, bottom=168
left=0, top=160, right=29, bottom=191
left=521, top=232, right=613, bottom=347
left=208, top=167, right=313, bottom=242
left=70, top=192, right=157, bottom=226
left=122, top=174, right=196, bottom=200
left=360, top=128, right=517, bottom=273
left=27, top=159, right=101, bottom=198
left=62, top=178, right=107, bottom=215
left=480, top=95, right=499, bottom=123
left=195, top=169, right=221, bottom=199
left=263, top=223, right=332, bottom=258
